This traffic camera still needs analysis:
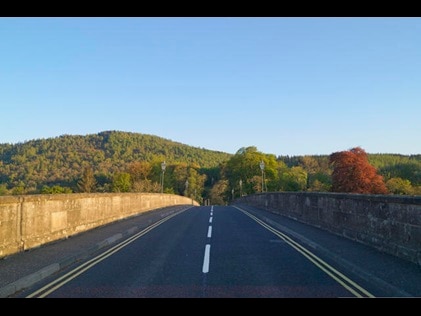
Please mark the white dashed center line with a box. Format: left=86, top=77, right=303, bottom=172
left=202, top=206, right=214, bottom=274
left=202, top=244, right=211, bottom=273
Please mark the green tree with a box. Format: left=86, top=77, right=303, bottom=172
left=307, top=172, right=332, bottom=192
left=128, top=161, right=159, bottom=193
left=77, top=166, right=97, bottom=193
left=184, top=164, right=206, bottom=204
left=299, top=155, right=324, bottom=190
left=11, top=181, right=25, bottom=195
left=112, top=172, right=132, bottom=192
left=127, top=161, right=152, bottom=182
left=224, top=146, right=278, bottom=196
left=172, top=163, right=189, bottom=195
left=412, top=185, right=421, bottom=195
left=299, top=156, right=320, bottom=174
left=41, top=185, right=72, bottom=194
left=95, top=173, right=112, bottom=192
left=279, top=166, right=308, bottom=191
left=209, top=180, right=228, bottom=205
left=132, top=180, right=161, bottom=193
left=386, top=177, right=413, bottom=195
left=0, top=184, right=8, bottom=195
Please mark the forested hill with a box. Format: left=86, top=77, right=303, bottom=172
left=0, top=131, right=232, bottom=193
left=1, top=131, right=420, bottom=197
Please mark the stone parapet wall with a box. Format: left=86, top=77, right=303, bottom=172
left=235, top=192, right=421, bottom=266
left=0, top=193, right=197, bottom=259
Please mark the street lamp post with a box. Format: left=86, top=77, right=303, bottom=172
left=185, top=179, right=189, bottom=196
left=161, top=161, right=166, bottom=193
left=259, top=160, right=265, bottom=193
left=239, top=179, right=242, bottom=197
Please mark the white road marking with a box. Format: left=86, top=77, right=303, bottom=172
left=209, top=217, right=213, bottom=223
left=202, top=244, right=211, bottom=273
left=207, top=225, right=212, bottom=238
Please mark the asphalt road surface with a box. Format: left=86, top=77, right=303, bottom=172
left=10, top=205, right=412, bottom=298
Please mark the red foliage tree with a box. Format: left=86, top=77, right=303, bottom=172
left=329, top=147, right=388, bottom=194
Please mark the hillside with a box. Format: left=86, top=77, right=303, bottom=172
left=1, top=131, right=420, bottom=198
left=0, top=130, right=232, bottom=193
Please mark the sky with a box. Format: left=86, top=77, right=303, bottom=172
left=1, top=17, right=420, bottom=156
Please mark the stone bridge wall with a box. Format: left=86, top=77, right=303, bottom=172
left=0, top=193, right=198, bottom=259
left=235, top=192, right=421, bottom=266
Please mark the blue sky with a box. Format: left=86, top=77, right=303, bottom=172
left=1, top=17, right=420, bottom=156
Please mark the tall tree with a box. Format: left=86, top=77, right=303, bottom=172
left=209, top=180, right=228, bottom=205
left=224, top=146, right=278, bottom=196
left=77, top=166, right=97, bottom=193
left=329, top=147, right=388, bottom=194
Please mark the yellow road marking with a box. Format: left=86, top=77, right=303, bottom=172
left=233, top=206, right=375, bottom=298
left=27, top=207, right=193, bottom=298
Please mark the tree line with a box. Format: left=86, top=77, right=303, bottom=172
left=1, top=131, right=420, bottom=204
left=0, top=131, right=230, bottom=199
left=214, top=146, right=421, bottom=204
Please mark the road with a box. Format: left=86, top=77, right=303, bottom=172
left=10, top=205, right=406, bottom=298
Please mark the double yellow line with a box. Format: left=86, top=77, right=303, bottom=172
left=233, top=206, right=375, bottom=298
left=27, top=207, right=192, bottom=298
